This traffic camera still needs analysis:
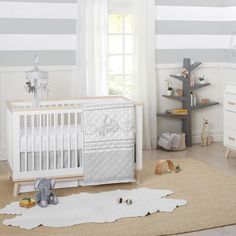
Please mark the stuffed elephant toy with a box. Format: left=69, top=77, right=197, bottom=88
left=34, top=178, right=58, bottom=208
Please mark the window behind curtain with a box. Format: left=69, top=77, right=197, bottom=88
left=108, top=0, right=134, bottom=97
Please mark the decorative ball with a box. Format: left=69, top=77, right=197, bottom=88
left=126, top=199, right=132, bottom=205
left=117, top=198, right=123, bottom=204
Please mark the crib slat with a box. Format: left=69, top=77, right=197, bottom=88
left=42, top=114, right=45, bottom=128
left=49, top=114, right=51, bottom=126
left=46, top=113, right=49, bottom=170
left=75, top=112, right=78, bottom=167
left=24, top=115, right=27, bottom=172
left=61, top=113, right=64, bottom=169
left=81, top=112, right=83, bottom=168
left=54, top=113, right=57, bottom=170
left=39, top=114, right=42, bottom=171
left=31, top=115, right=35, bottom=171
left=68, top=113, right=71, bottom=168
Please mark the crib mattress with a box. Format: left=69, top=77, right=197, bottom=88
left=20, top=125, right=82, bottom=152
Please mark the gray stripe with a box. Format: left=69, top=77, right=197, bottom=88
left=0, top=51, right=75, bottom=66
left=0, top=19, right=76, bottom=34
left=223, top=0, right=236, bottom=6
left=156, top=21, right=236, bottom=35
left=155, top=49, right=235, bottom=63
left=2, top=0, right=76, bottom=3
left=155, top=0, right=236, bottom=7
left=155, top=0, right=224, bottom=7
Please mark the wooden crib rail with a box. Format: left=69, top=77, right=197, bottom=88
left=7, top=102, right=82, bottom=113
left=6, top=96, right=143, bottom=113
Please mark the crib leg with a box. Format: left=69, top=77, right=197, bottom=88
left=13, top=182, right=20, bottom=197
left=7, top=172, right=11, bottom=180
left=135, top=170, right=142, bottom=185
left=225, top=148, right=231, bottom=159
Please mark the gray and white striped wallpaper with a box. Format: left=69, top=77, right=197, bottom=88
left=0, top=0, right=77, bottom=66
left=0, top=0, right=236, bottom=66
left=155, top=0, right=236, bottom=63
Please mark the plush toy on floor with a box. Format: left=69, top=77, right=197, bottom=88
left=34, top=178, right=58, bottom=208
left=201, top=119, right=211, bottom=146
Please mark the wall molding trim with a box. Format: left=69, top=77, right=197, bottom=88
left=0, top=65, right=76, bottom=73
left=155, top=62, right=231, bottom=69
left=0, top=62, right=235, bottom=73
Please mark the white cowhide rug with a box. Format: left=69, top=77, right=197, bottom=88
left=0, top=188, right=187, bottom=229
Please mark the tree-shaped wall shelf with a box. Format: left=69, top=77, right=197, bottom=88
left=157, top=58, right=219, bottom=147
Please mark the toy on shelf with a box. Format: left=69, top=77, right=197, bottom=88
left=19, top=197, right=36, bottom=208
left=181, top=68, right=189, bottom=78
left=165, top=80, right=174, bottom=95
left=201, top=119, right=211, bottom=146
left=198, top=76, right=206, bottom=84
left=25, top=55, right=49, bottom=107
left=34, top=178, right=58, bottom=208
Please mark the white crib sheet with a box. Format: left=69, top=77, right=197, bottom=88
left=20, top=125, right=82, bottom=152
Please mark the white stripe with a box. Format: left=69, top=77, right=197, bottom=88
left=0, top=34, right=76, bottom=50
left=156, top=6, right=236, bottom=22
left=0, top=2, right=76, bottom=19
left=223, top=7, right=236, bottom=21
left=155, top=35, right=236, bottom=49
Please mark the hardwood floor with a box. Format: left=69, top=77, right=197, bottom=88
left=1, top=142, right=236, bottom=235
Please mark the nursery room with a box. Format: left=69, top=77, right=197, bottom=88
left=1, top=0, right=236, bottom=235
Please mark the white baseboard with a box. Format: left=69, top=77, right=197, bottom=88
left=0, top=149, right=6, bottom=161
left=192, top=132, right=222, bottom=144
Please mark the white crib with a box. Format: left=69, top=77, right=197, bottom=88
left=6, top=96, right=143, bottom=196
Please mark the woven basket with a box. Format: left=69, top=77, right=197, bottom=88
left=171, top=132, right=186, bottom=151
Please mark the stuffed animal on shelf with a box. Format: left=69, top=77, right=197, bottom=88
left=34, top=178, right=58, bottom=208
left=201, top=119, right=211, bottom=146
left=181, top=68, right=189, bottom=78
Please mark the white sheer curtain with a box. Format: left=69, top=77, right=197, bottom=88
left=133, top=0, right=157, bottom=149
left=77, top=0, right=108, bottom=96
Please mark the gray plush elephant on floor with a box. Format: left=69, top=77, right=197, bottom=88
left=34, top=178, right=58, bottom=208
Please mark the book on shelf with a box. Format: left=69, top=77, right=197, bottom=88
left=166, top=108, right=188, bottom=115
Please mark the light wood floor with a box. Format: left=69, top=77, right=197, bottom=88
left=1, top=142, right=236, bottom=235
